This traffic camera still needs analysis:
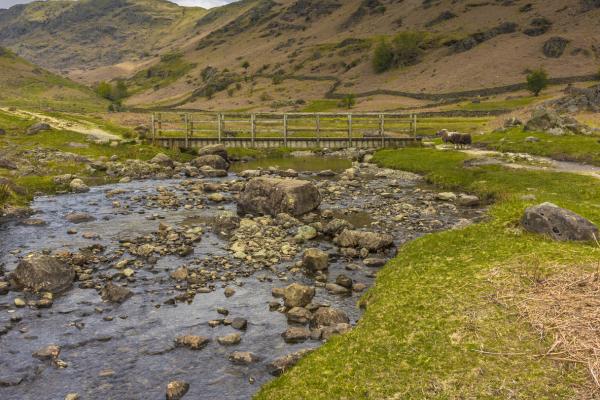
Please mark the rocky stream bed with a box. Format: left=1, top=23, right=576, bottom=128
left=0, top=151, right=486, bottom=400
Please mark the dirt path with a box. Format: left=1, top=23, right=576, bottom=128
left=1, top=108, right=121, bottom=142
left=442, top=146, right=600, bottom=180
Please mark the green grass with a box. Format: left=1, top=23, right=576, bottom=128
left=0, top=48, right=107, bottom=113
left=0, top=110, right=193, bottom=207
left=127, top=53, right=196, bottom=95
left=475, top=127, right=600, bottom=166
left=301, top=100, right=341, bottom=113
left=256, top=148, right=600, bottom=399
left=416, top=117, right=492, bottom=135
left=450, top=95, right=549, bottom=112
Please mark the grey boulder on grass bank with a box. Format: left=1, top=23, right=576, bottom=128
left=26, top=122, right=51, bottom=135
left=12, top=253, right=75, bottom=293
left=521, top=202, right=598, bottom=241
left=237, top=177, right=321, bottom=217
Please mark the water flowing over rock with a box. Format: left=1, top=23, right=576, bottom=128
left=237, top=177, right=321, bottom=217
left=12, top=253, right=75, bottom=293
left=521, top=202, right=598, bottom=241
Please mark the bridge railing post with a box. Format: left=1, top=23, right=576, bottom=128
left=347, top=113, right=353, bottom=148
left=251, top=113, right=256, bottom=147
left=379, top=113, right=385, bottom=148
left=217, top=113, right=222, bottom=143
left=283, top=113, right=288, bottom=147
left=157, top=113, right=162, bottom=137
left=151, top=113, right=156, bottom=145
left=184, top=113, right=189, bottom=149
left=316, top=114, right=320, bottom=148
left=413, top=114, right=418, bottom=137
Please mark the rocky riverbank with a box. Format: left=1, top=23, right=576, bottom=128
left=0, top=146, right=486, bottom=400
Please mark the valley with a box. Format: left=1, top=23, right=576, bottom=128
left=0, top=0, right=599, bottom=399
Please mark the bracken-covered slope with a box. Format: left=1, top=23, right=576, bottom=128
left=2, top=0, right=599, bottom=111
left=0, top=47, right=108, bottom=112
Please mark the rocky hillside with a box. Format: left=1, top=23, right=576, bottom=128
left=0, top=47, right=107, bottom=112
left=2, top=0, right=599, bottom=111
left=0, top=0, right=206, bottom=73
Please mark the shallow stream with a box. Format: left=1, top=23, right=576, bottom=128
left=0, top=157, right=486, bottom=400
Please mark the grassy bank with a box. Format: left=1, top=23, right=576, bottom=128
left=0, top=110, right=192, bottom=208
left=474, top=127, right=600, bottom=166
left=256, top=148, right=600, bottom=399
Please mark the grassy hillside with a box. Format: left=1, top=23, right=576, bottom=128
left=3, top=0, right=600, bottom=112
left=0, top=47, right=108, bottom=112
left=122, top=0, right=600, bottom=111
left=0, top=0, right=207, bottom=75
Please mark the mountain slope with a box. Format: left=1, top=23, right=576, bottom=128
left=2, top=0, right=600, bottom=112
left=123, top=0, right=600, bottom=111
left=0, top=47, right=108, bottom=112
left=0, top=0, right=207, bottom=74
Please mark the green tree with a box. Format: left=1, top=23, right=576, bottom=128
left=392, top=31, right=426, bottom=67
left=241, top=61, right=250, bottom=70
left=339, top=94, right=356, bottom=109
left=112, top=80, right=128, bottom=101
left=373, top=39, right=394, bottom=73
left=526, top=68, right=549, bottom=96
left=96, top=81, right=112, bottom=100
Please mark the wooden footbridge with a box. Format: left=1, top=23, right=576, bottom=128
left=149, top=112, right=421, bottom=149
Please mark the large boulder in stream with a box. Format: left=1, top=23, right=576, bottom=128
left=334, top=229, right=394, bottom=251
left=191, top=155, right=229, bottom=171
left=149, top=153, right=174, bottom=168
left=197, top=144, right=229, bottom=161
left=237, top=177, right=321, bottom=217
left=12, top=253, right=75, bottom=293
left=283, top=283, right=315, bottom=308
left=521, top=202, right=598, bottom=241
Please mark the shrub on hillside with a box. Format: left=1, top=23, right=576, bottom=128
left=96, top=80, right=128, bottom=102
left=526, top=68, right=549, bottom=96
left=373, top=39, right=394, bottom=73
left=372, top=31, right=427, bottom=73
left=338, top=94, right=356, bottom=109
